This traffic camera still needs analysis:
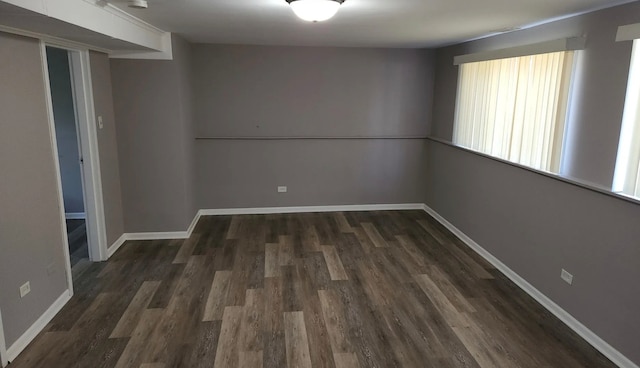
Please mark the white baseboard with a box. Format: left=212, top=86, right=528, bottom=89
left=6, top=290, right=71, bottom=363
left=106, top=231, right=191, bottom=256
left=64, top=212, right=86, bottom=220
left=186, top=210, right=203, bottom=236
left=421, top=204, right=638, bottom=368
left=124, top=231, right=189, bottom=241
left=106, top=213, right=204, bottom=257
left=200, top=203, right=425, bottom=216
left=106, top=234, right=128, bottom=258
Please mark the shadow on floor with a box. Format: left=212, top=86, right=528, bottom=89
left=66, top=219, right=89, bottom=278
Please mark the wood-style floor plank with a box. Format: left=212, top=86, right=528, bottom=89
left=214, top=306, right=244, bottom=368
left=333, top=353, right=360, bottom=368
left=321, top=245, right=348, bottom=281
left=203, top=270, right=233, bottom=321
left=139, top=363, right=166, bottom=368
left=284, top=311, right=313, bottom=368
left=172, top=235, right=200, bottom=264
left=239, top=351, right=263, bottom=368
left=302, top=224, right=322, bottom=253
left=278, top=235, right=295, bottom=266
left=113, top=309, right=164, bottom=368
left=239, top=289, right=265, bottom=352
left=264, top=243, right=280, bottom=278
left=318, top=290, right=352, bottom=354
left=333, top=213, right=353, bottom=233
left=361, top=222, right=388, bottom=248
left=110, top=281, right=161, bottom=338
left=8, top=211, right=619, bottom=368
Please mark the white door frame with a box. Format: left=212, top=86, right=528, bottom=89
left=40, top=41, right=109, bottom=275
left=66, top=45, right=109, bottom=263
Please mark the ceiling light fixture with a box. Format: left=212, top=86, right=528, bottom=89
left=128, top=0, right=148, bottom=9
left=286, top=0, right=345, bottom=22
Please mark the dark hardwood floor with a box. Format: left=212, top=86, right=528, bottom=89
left=66, top=219, right=89, bottom=269
left=10, top=211, right=616, bottom=367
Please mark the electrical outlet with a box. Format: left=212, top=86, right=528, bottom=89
left=561, top=269, right=573, bottom=285
left=97, top=115, right=104, bottom=130
left=20, top=282, right=31, bottom=298
left=277, top=186, right=287, bottom=193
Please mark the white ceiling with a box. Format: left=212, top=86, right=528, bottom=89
left=114, top=0, right=632, bottom=48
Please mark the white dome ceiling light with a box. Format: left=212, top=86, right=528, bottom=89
left=128, top=0, right=148, bottom=9
left=286, top=0, right=345, bottom=22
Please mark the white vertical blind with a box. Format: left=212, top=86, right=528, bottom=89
left=453, top=51, right=574, bottom=173
left=613, top=39, right=640, bottom=197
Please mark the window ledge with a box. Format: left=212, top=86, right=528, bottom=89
left=427, top=136, right=640, bottom=207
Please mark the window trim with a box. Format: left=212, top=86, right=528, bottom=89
left=616, top=23, right=640, bottom=42
left=453, top=37, right=585, bottom=65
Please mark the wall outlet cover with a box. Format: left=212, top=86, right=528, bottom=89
left=20, top=281, right=31, bottom=298
left=277, top=186, right=287, bottom=193
left=561, top=269, right=574, bottom=285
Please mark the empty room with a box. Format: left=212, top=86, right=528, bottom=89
left=1, top=0, right=640, bottom=367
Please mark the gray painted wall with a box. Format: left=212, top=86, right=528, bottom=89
left=110, top=35, right=196, bottom=233
left=427, top=2, right=640, bottom=365
left=90, top=51, right=125, bottom=246
left=426, top=142, right=640, bottom=365
left=175, top=38, right=198, bottom=225
left=46, top=47, right=84, bottom=214
left=193, top=45, right=434, bottom=138
left=0, top=32, right=69, bottom=347
left=110, top=42, right=434, bottom=228
left=197, top=139, right=428, bottom=209
left=193, top=45, right=434, bottom=209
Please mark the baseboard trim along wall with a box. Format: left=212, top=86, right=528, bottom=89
left=421, top=204, right=638, bottom=368
left=107, top=231, right=189, bottom=258
left=6, top=290, right=72, bottom=363
left=106, top=233, right=128, bottom=258
left=199, top=203, right=425, bottom=216
left=64, top=212, right=86, bottom=220
left=124, top=231, right=190, bottom=241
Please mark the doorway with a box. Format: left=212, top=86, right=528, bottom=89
left=46, top=46, right=90, bottom=274
left=41, top=42, right=109, bottom=286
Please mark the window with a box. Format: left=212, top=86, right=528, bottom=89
left=613, top=39, right=640, bottom=198
left=453, top=51, right=575, bottom=173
